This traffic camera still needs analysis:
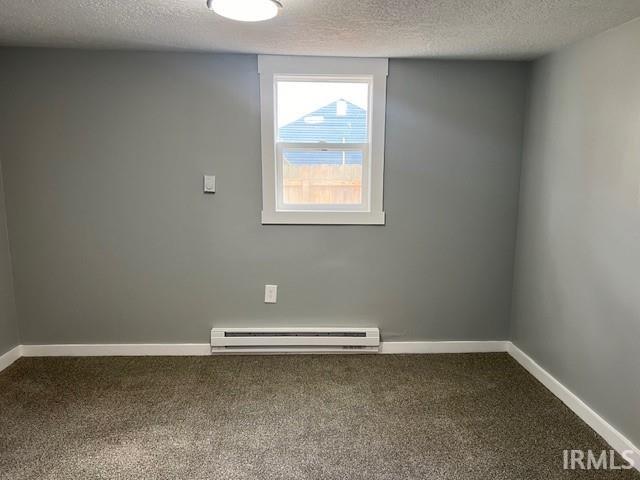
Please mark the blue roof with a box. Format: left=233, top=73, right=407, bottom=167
left=279, top=100, right=367, bottom=165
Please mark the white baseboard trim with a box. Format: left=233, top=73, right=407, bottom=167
left=507, top=342, right=639, bottom=472
left=380, top=340, right=508, bottom=354
left=21, top=343, right=211, bottom=357
left=14, top=341, right=508, bottom=358
left=0, top=345, right=22, bottom=373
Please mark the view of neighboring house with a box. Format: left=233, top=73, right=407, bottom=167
left=278, top=99, right=367, bottom=165
left=276, top=99, right=366, bottom=204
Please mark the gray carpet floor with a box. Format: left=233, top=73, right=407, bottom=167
left=0, top=353, right=637, bottom=479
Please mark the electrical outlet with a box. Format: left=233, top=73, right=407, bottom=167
left=203, top=175, right=216, bottom=193
left=264, top=285, right=278, bottom=303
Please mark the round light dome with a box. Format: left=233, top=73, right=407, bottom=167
left=207, top=0, right=282, bottom=22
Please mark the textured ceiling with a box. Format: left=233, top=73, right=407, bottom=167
left=0, top=0, right=639, bottom=59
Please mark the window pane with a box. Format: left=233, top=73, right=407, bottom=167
left=282, top=149, right=363, bottom=205
left=277, top=81, right=369, bottom=143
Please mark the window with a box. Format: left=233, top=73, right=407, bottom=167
left=259, top=56, right=388, bottom=224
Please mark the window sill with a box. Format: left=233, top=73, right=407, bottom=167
left=261, top=210, right=385, bottom=225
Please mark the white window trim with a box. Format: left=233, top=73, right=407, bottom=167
left=258, top=55, right=388, bottom=225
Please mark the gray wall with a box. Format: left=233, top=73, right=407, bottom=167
left=0, top=159, right=19, bottom=355
left=511, top=19, right=640, bottom=446
left=0, top=49, right=528, bottom=344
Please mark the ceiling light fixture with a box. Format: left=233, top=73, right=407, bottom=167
left=207, top=0, right=283, bottom=22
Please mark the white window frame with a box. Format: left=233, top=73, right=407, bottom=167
left=258, top=55, right=388, bottom=225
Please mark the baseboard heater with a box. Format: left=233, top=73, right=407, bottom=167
left=210, top=327, right=380, bottom=353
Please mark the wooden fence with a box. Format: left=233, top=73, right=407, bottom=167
left=283, top=164, right=362, bottom=204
